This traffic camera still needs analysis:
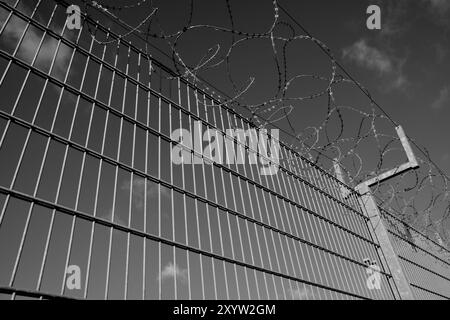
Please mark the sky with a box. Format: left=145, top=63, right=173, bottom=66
left=0, top=0, right=449, bottom=300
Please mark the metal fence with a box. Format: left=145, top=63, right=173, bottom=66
left=0, top=0, right=447, bottom=300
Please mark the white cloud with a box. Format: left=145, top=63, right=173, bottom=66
left=443, top=153, right=450, bottom=162
left=121, top=178, right=170, bottom=209
left=431, top=86, right=450, bottom=110
left=378, top=0, right=410, bottom=37
left=391, top=74, right=408, bottom=90
left=289, top=287, right=309, bottom=300
left=342, top=39, right=408, bottom=91
left=422, top=0, right=450, bottom=26
left=158, top=262, right=188, bottom=282
left=0, top=5, right=72, bottom=78
left=343, top=39, right=393, bottom=74
left=435, top=43, right=448, bottom=62
left=122, top=178, right=146, bottom=210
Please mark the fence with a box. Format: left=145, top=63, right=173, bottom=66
left=0, top=0, right=447, bottom=300
left=380, top=207, right=450, bottom=299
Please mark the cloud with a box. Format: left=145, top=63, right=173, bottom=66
left=431, top=86, right=450, bottom=110
left=443, top=153, right=450, bottom=163
left=289, top=287, right=309, bottom=300
left=122, top=178, right=146, bottom=210
left=101, top=208, right=127, bottom=226
left=390, top=74, right=408, bottom=90
left=435, top=43, right=448, bottom=62
left=421, top=0, right=450, bottom=26
left=343, top=39, right=393, bottom=74
left=158, top=262, right=188, bottom=282
left=342, top=39, right=408, bottom=91
left=373, top=0, right=450, bottom=36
